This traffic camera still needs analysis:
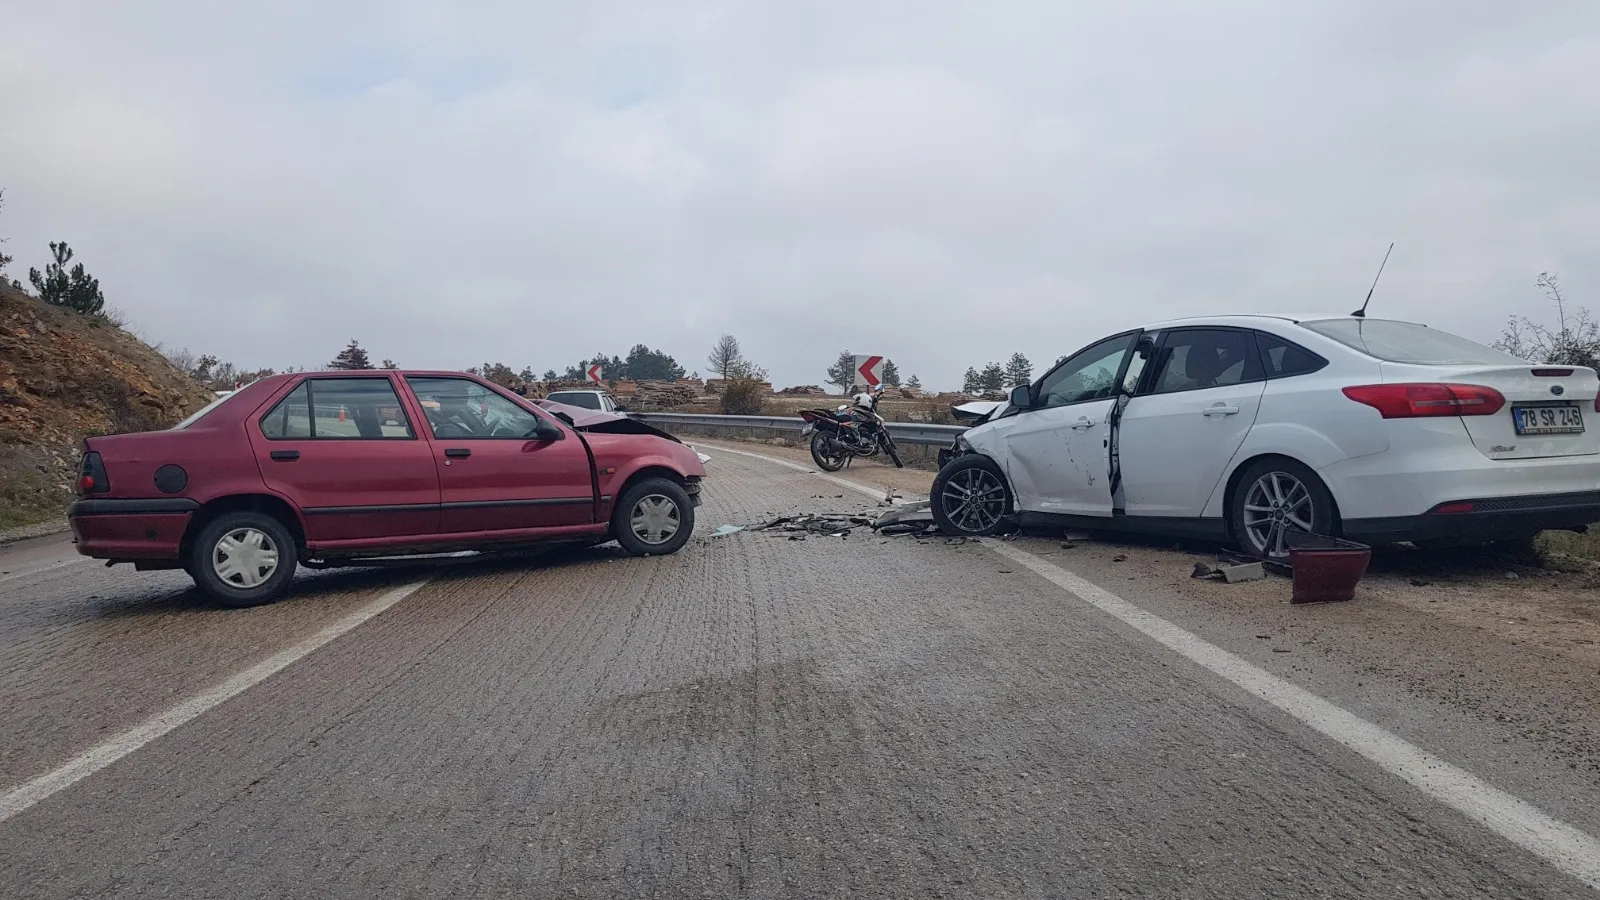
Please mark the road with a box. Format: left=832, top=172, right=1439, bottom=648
left=2, top=447, right=1598, bottom=898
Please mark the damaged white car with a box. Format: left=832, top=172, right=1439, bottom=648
left=932, top=314, right=1600, bottom=558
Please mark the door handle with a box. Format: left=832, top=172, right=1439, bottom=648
left=444, top=448, right=472, bottom=458
left=1203, top=405, right=1241, bottom=417
left=1071, top=417, right=1096, bottom=430
left=269, top=450, right=300, bottom=461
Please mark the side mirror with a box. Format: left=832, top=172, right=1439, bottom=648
left=532, top=418, right=564, bottom=441
left=1009, top=384, right=1033, bottom=410
left=613, top=404, right=629, bottom=412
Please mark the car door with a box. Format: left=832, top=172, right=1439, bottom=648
left=251, top=375, right=441, bottom=542
left=1002, top=332, right=1142, bottom=517
left=404, top=376, right=596, bottom=535
left=1117, top=328, right=1268, bottom=518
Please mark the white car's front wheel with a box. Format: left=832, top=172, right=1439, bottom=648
left=1230, top=458, right=1336, bottom=560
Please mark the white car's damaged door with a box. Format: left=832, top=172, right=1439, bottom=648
left=1117, top=328, right=1269, bottom=518
left=1001, top=332, right=1141, bottom=517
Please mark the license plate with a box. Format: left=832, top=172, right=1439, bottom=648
left=1513, top=404, right=1585, bottom=435
left=799, top=424, right=814, bottom=437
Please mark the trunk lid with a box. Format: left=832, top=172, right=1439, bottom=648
left=1381, top=362, right=1600, bottom=460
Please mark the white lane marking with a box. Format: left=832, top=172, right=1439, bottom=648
left=985, top=540, right=1600, bottom=892
left=0, top=557, right=89, bottom=586
left=721, top=444, right=1600, bottom=891
left=0, top=578, right=433, bottom=823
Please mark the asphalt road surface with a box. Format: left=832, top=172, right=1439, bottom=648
left=2, top=448, right=1598, bottom=898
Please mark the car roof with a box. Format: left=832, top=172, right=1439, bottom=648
left=1140, top=313, right=1426, bottom=331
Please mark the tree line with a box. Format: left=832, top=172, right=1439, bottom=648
left=11, top=188, right=1600, bottom=392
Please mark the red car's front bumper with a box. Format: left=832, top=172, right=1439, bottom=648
left=68, top=498, right=197, bottom=560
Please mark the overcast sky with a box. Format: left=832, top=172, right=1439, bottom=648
left=3, top=1, right=1599, bottom=389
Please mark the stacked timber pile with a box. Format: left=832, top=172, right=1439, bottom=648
left=629, top=381, right=700, bottom=410
left=777, top=385, right=829, bottom=395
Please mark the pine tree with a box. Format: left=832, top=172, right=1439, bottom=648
left=1003, top=352, right=1033, bottom=387
left=542, top=369, right=558, bottom=382
left=706, top=335, right=745, bottom=379
left=381, top=359, right=398, bottom=370
left=0, top=189, right=13, bottom=276
left=962, top=367, right=981, bottom=393
left=881, top=359, right=901, bottom=387
left=906, top=374, right=922, bottom=390
left=28, top=242, right=105, bottom=315
left=328, top=339, right=373, bottom=370
left=979, top=362, right=1006, bottom=392
left=826, top=351, right=855, bottom=393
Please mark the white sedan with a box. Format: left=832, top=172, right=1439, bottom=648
left=934, top=314, right=1600, bottom=558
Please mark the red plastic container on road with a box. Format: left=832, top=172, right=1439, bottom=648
left=1286, top=533, right=1372, bottom=604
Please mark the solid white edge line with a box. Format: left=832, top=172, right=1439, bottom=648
left=0, top=577, right=433, bottom=823
left=0, top=557, right=89, bottom=586
left=716, top=443, right=1600, bottom=892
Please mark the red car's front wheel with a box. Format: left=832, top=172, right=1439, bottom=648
left=612, top=478, right=695, bottom=556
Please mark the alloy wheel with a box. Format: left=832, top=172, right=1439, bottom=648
left=1242, top=471, right=1315, bottom=558
left=941, top=467, right=1007, bottom=533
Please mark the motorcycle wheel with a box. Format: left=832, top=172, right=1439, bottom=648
left=810, top=431, right=848, bottom=472
left=880, top=434, right=904, bottom=468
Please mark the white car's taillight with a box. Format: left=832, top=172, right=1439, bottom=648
left=1341, top=383, right=1506, bottom=419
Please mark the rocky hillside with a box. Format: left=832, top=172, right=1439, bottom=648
left=0, top=282, right=213, bottom=530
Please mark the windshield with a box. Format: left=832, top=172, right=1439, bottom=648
left=545, top=392, right=603, bottom=410
left=1300, top=319, right=1524, bottom=366
left=170, top=394, right=232, bottom=429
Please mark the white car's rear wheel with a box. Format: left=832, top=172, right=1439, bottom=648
left=1230, top=458, right=1336, bottom=560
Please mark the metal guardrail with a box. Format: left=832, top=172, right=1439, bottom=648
left=630, top=412, right=966, bottom=447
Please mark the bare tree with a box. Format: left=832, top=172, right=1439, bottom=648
left=706, top=334, right=745, bottom=378
left=1494, top=273, right=1600, bottom=368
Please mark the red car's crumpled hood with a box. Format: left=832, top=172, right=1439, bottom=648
left=533, top=399, right=682, bottom=443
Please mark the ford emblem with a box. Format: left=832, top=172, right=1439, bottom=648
left=1552, top=385, right=1566, bottom=396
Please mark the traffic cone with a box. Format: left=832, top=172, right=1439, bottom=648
left=338, top=407, right=346, bottom=422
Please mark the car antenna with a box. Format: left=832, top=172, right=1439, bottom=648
left=1351, top=242, right=1394, bottom=318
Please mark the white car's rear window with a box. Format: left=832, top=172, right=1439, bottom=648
left=545, top=392, right=604, bottom=410
left=1300, top=319, right=1523, bottom=366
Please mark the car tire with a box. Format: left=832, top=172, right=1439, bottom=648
left=1230, top=457, right=1336, bottom=561
left=612, top=478, right=695, bottom=557
left=932, top=454, right=1012, bottom=537
left=188, top=510, right=299, bottom=608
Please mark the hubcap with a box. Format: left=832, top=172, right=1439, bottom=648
left=630, top=495, right=681, bottom=545
left=941, top=468, right=1006, bottom=533
left=212, top=527, right=280, bottom=589
left=1242, top=472, right=1314, bottom=558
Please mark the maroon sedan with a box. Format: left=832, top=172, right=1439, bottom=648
left=68, top=371, right=707, bottom=607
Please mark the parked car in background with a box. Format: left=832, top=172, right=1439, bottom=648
left=68, top=371, right=706, bottom=607
left=543, top=390, right=628, bottom=415
left=932, top=314, right=1600, bottom=558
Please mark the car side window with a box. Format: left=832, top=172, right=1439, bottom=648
left=260, top=378, right=415, bottom=440
left=1036, top=334, right=1137, bottom=409
left=407, top=377, right=547, bottom=440
left=1148, top=329, right=1265, bottom=395
left=260, top=383, right=312, bottom=439
left=1256, top=332, right=1328, bottom=378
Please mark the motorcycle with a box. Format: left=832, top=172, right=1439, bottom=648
left=797, top=404, right=903, bottom=471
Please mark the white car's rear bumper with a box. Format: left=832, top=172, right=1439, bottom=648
left=1321, top=437, right=1600, bottom=543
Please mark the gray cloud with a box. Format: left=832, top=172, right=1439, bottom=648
left=3, top=1, right=1599, bottom=388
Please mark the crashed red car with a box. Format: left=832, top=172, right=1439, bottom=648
left=68, top=371, right=707, bottom=607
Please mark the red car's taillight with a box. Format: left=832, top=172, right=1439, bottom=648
left=1341, top=383, right=1506, bottom=419
left=77, top=451, right=110, bottom=494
